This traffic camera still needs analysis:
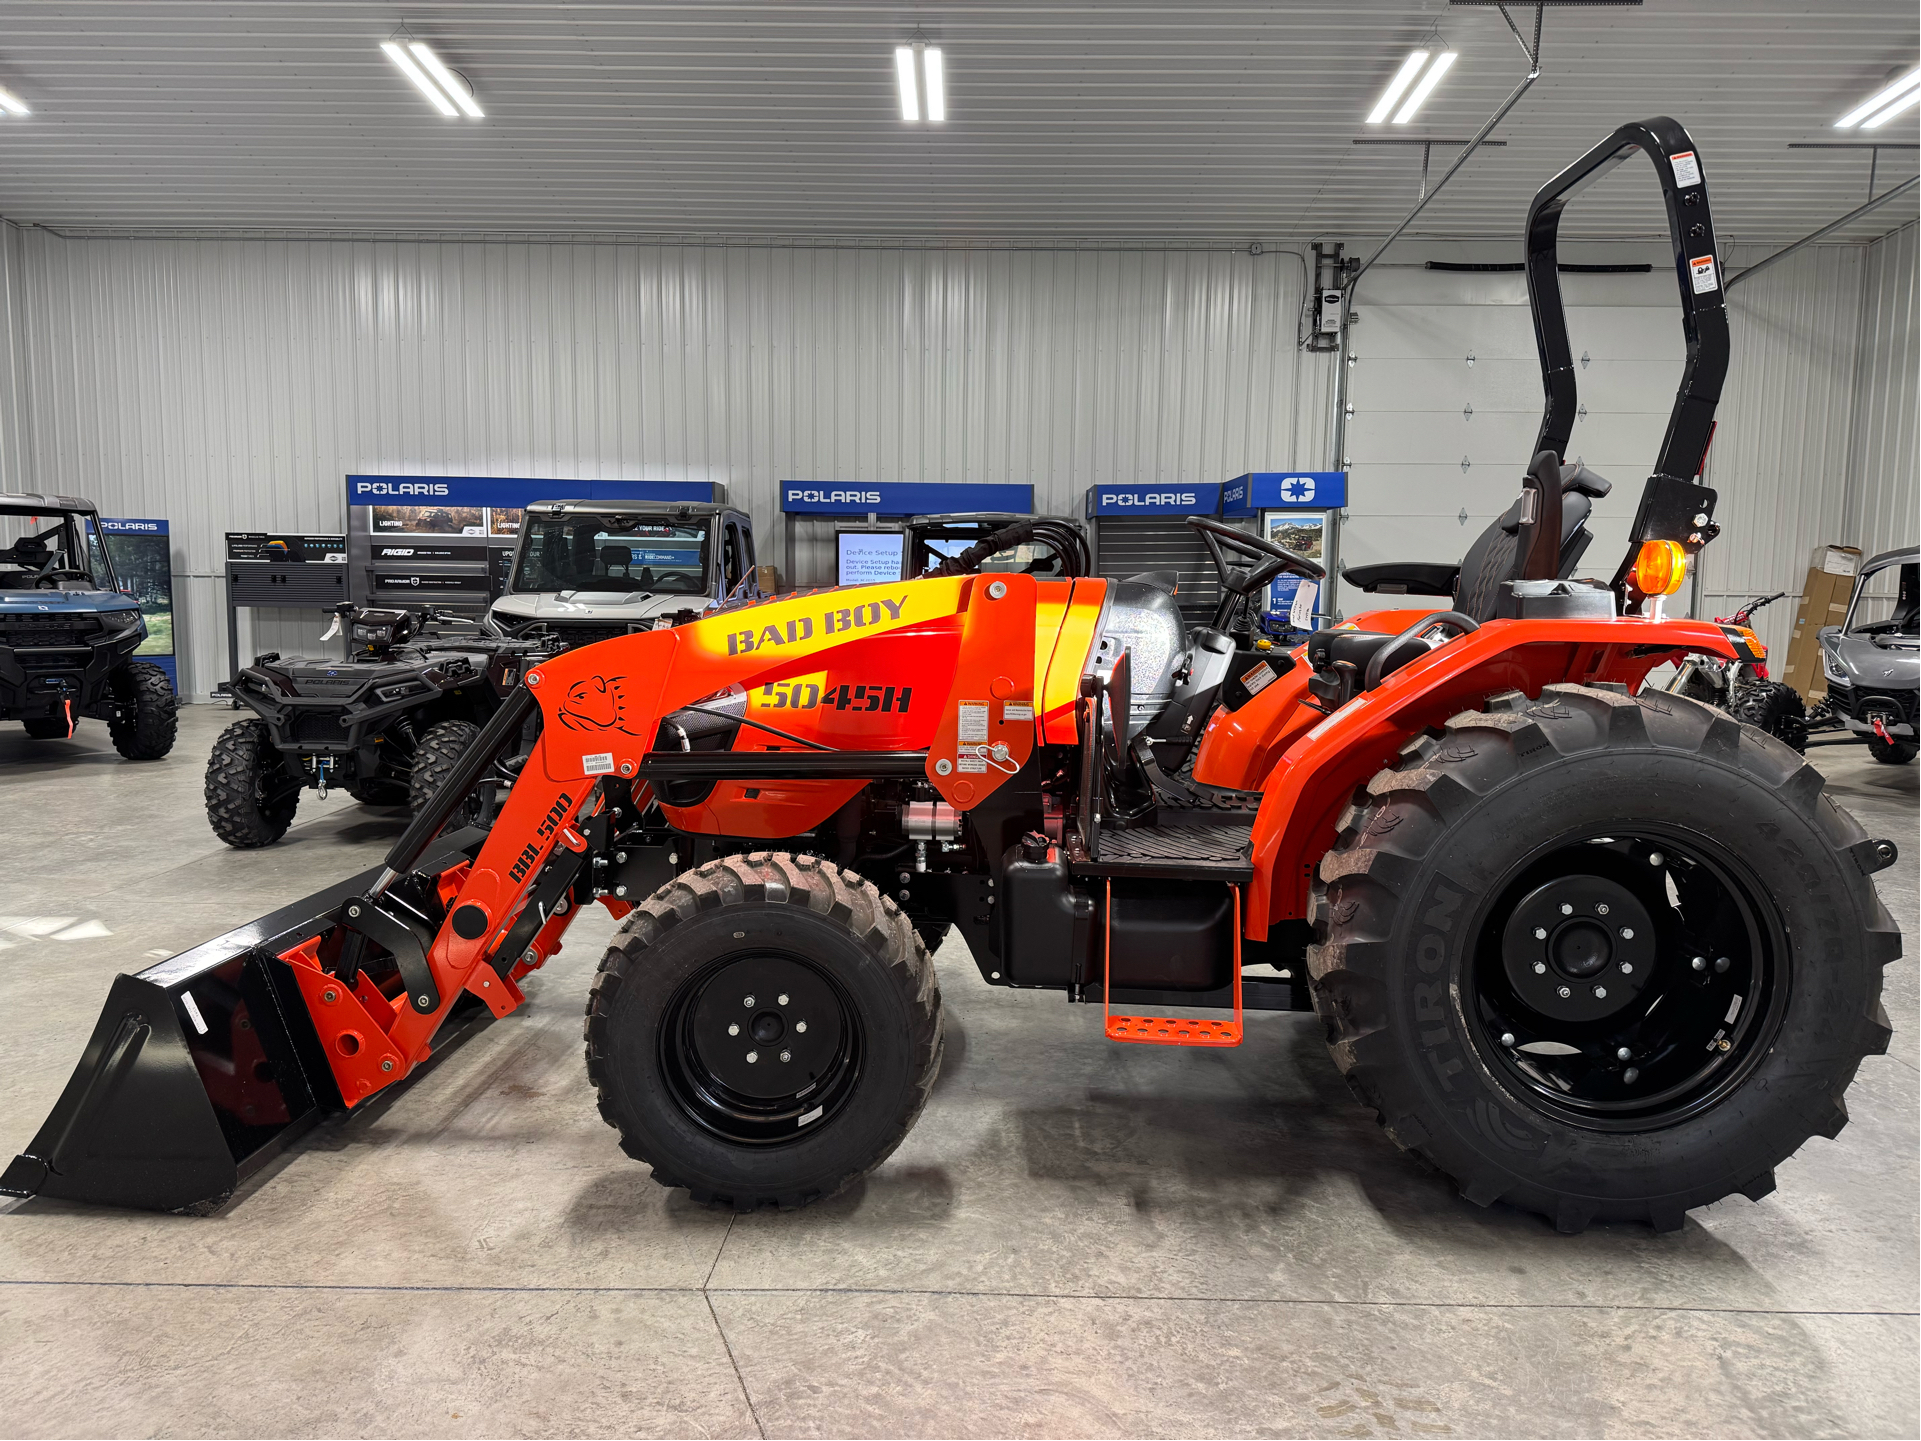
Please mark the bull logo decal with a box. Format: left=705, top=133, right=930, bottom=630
left=557, top=675, right=646, bottom=735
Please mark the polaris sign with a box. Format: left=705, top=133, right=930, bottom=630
left=1221, top=471, right=1347, bottom=515
left=779, top=481, right=1034, bottom=517
left=1084, top=483, right=1221, bottom=517
left=345, top=475, right=723, bottom=511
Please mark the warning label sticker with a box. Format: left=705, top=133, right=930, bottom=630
left=582, top=752, right=616, bottom=776
left=957, top=757, right=989, bottom=774
left=1240, top=660, right=1277, bottom=696
left=957, top=702, right=990, bottom=742
left=1689, top=254, right=1720, bottom=293
left=1002, top=703, right=1034, bottom=723
left=1669, top=151, right=1702, bottom=188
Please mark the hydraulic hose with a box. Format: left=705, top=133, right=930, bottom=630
left=929, top=518, right=1089, bottom=579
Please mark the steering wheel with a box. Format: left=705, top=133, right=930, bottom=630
left=1186, top=516, right=1325, bottom=598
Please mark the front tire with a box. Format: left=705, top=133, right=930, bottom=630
left=407, top=718, right=483, bottom=822
left=1310, top=684, right=1900, bottom=1233
left=205, top=719, right=302, bottom=847
left=1867, top=735, right=1918, bottom=765
left=585, top=852, right=942, bottom=1210
left=108, top=660, right=177, bottom=759
left=1728, top=679, right=1808, bottom=753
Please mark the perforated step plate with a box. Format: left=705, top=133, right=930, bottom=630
left=1071, top=823, right=1254, bottom=882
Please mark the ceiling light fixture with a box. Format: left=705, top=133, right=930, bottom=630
left=381, top=37, right=481, bottom=118
left=1861, top=85, right=1921, bottom=130
left=1836, top=66, right=1921, bottom=127
left=1393, top=51, right=1458, bottom=123
left=410, top=42, right=483, bottom=118
left=895, top=41, right=945, bottom=124
left=1366, top=51, right=1431, bottom=124
left=0, top=86, right=29, bottom=117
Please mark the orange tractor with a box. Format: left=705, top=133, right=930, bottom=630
left=6, top=120, right=1899, bottom=1232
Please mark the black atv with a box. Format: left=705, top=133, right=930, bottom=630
left=206, top=604, right=549, bottom=848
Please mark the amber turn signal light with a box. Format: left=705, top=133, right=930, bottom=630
left=1631, top=539, right=1688, bottom=596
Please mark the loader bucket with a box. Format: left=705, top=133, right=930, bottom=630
left=2, top=829, right=490, bottom=1214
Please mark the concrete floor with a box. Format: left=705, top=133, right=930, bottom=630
left=0, top=703, right=1915, bottom=1440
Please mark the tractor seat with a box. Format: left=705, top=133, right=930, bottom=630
left=1345, top=453, right=1612, bottom=623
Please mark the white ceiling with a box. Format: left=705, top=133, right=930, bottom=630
left=0, top=1, right=1914, bottom=244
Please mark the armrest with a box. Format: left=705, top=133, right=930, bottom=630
left=1342, top=562, right=1460, bottom=596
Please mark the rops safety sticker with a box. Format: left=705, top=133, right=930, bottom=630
left=1689, top=254, right=1720, bottom=294
left=957, top=702, right=990, bottom=742
left=1669, top=151, right=1702, bottom=188
left=582, top=752, right=616, bottom=776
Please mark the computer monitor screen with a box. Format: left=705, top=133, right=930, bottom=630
left=838, top=530, right=906, bottom=586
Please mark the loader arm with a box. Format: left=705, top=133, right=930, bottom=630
left=289, top=573, right=1042, bottom=1098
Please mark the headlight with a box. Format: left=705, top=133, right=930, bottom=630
left=102, top=611, right=144, bottom=640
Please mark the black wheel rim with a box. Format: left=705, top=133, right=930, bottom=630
left=1464, top=826, right=1788, bottom=1132
left=659, top=951, right=862, bottom=1145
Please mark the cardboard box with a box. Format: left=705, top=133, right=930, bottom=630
left=756, top=563, right=781, bottom=595
left=1780, top=548, right=1862, bottom=699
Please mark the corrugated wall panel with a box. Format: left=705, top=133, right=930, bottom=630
left=1847, top=223, right=1918, bottom=565
left=7, top=230, right=1318, bottom=697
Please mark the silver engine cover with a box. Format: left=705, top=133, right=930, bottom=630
left=1090, top=581, right=1188, bottom=739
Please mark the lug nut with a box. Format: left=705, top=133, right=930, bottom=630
left=1714, top=957, right=1730, bottom=973
left=1624, top=1067, right=1640, bottom=1084
left=743, top=995, right=755, bottom=1007
left=1692, top=956, right=1707, bottom=972
left=1500, top=1032, right=1516, bottom=1047
left=1534, top=927, right=1548, bottom=940
left=795, top=1021, right=808, bottom=1033
left=778, top=993, right=789, bottom=1006
left=728, top=1023, right=740, bottom=1036
left=1557, top=985, right=1572, bottom=998
left=1648, top=852, right=1665, bottom=866
left=1561, top=903, right=1573, bottom=915
left=1592, top=985, right=1608, bottom=999
left=1533, top=962, right=1547, bottom=975
left=1619, top=928, right=1634, bottom=940
left=779, top=1050, right=791, bottom=1063
left=1596, top=903, right=1610, bottom=916
left=1617, top=1047, right=1632, bottom=1061
left=746, top=1051, right=759, bottom=1064
left=1620, top=962, right=1633, bottom=975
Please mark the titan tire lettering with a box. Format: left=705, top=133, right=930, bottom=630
left=1423, top=883, right=1462, bottom=932
left=1415, top=932, right=1447, bottom=973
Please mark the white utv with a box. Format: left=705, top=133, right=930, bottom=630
left=489, top=501, right=760, bottom=649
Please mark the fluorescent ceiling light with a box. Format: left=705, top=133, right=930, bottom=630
left=383, top=40, right=458, bottom=115
left=923, top=47, right=945, bottom=123
left=1366, top=51, right=1430, bottom=125
left=1861, top=85, right=1921, bottom=129
left=410, top=41, right=483, bottom=118
left=0, top=86, right=29, bottom=117
left=895, top=45, right=920, bottom=122
left=1835, top=66, right=1921, bottom=128
left=1393, top=50, right=1457, bottom=123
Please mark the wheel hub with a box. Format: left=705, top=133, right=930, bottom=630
left=1501, top=875, right=1654, bottom=1022
left=689, top=956, right=842, bottom=1101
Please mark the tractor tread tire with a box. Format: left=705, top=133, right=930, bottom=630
left=205, top=718, right=300, bottom=848
left=108, top=660, right=177, bottom=760
left=585, top=852, right=941, bottom=1211
left=1308, top=682, right=1900, bottom=1233
left=407, top=718, right=483, bottom=815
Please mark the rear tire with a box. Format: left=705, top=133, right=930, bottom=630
left=1728, top=680, right=1808, bottom=753
left=1309, top=683, right=1900, bottom=1233
left=1867, top=735, right=1918, bottom=765
left=108, top=660, right=176, bottom=760
left=206, top=719, right=302, bottom=847
left=408, top=718, right=483, bottom=821
left=585, top=852, right=942, bottom=1210
left=21, top=715, right=70, bottom=739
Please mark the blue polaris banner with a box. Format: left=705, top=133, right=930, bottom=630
left=1084, top=483, right=1221, bottom=517
left=98, top=517, right=177, bottom=693
left=780, top=481, right=1033, bottom=517
left=1221, top=471, right=1348, bottom=514
left=347, top=476, right=722, bottom=510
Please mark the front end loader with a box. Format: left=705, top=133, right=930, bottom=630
left=7, top=119, right=1901, bottom=1232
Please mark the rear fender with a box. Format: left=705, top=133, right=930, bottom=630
left=1244, top=615, right=1737, bottom=937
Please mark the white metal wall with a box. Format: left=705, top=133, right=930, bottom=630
left=4, top=227, right=1320, bottom=697
left=1846, top=222, right=1918, bottom=562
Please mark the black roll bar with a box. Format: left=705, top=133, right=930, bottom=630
left=1524, top=117, right=1729, bottom=604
